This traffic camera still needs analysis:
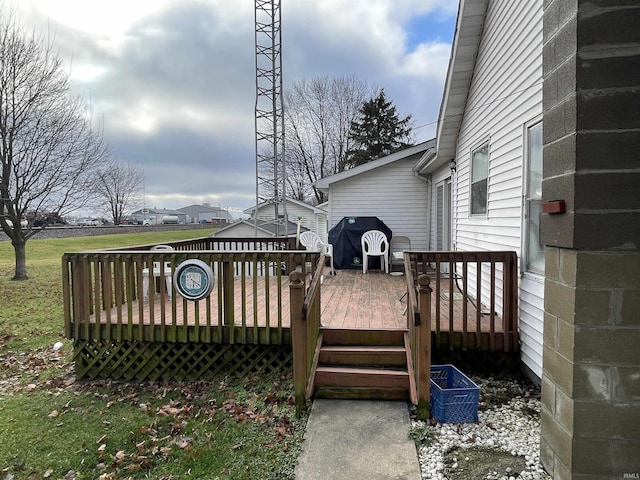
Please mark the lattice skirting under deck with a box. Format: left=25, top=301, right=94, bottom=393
left=73, top=340, right=292, bottom=381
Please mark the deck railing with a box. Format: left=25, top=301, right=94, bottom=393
left=62, top=237, right=319, bottom=346
left=405, top=250, right=519, bottom=352
left=403, top=250, right=518, bottom=418
left=290, top=255, right=324, bottom=415
left=106, top=236, right=298, bottom=252
left=404, top=254, right=432, bottom=419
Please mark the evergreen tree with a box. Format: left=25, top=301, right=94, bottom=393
left=345, top=89, right=413, bottom=168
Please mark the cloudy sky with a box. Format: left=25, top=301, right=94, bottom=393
left=12, top=0, right=456, bottom=217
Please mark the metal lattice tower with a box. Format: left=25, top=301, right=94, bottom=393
left=254, top=0, right=287, bottom=236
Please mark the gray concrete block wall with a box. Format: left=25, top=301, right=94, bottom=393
left=541, top=0, right=640, bottom=251
left=0, top=224, right=212, bottom=243
left=541, top=0, right=640, bottom=478
left=542, top=249, right=640, bottom=478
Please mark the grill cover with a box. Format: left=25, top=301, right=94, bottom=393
left=328, top=217, right=392, bottom=269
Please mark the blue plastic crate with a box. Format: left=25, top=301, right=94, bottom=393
left=430, top=364, right=479, bottom=424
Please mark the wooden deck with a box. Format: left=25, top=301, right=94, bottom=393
left=90, top=268, right=504, bottom=334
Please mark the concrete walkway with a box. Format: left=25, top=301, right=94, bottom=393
left=294, top=400, right=422, bottom=480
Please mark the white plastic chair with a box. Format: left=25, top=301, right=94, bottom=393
left=361, top=230, right=389, bottom=274
left=142, top=245, right=174, bottom=299
left=299, top=231, right=335, bottom=275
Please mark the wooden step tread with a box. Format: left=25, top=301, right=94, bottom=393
left=315, top=366, right=409, bottom=389
left=316, top=366, right=408, bottom=375
left=321, top=328, right=406, bottom=346
left=319, top=345, right=407, bottom=368
left=315, top=386, right=409, bottom=401
left=320, top=346, right=406, bottom=352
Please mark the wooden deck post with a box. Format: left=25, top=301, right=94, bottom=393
left=289, top=270, right=307, bottom=417
left=416, top=274, right=432, bottom=420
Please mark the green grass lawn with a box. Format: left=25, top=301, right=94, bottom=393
left=0, top=230, right=307, bottom=480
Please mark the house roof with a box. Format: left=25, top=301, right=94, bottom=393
left=132, top=208, right=185, bottom=216
left=243, top=198, right=327, bottom=215
left=212, top=219, right=307, bottom=237
left=417, top=0, right=488, bottom=176
left=314, top=139, right=436, bottom=192
left=179, top=204, right=223, bottom=213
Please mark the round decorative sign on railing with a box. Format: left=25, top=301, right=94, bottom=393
left=173, top=259, right=215, bottom=301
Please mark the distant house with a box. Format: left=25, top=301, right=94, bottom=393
left=417, top=0, right=544, bottom=381
left=212, top=219, right=305, bottom=238
left=178, top=203, right=233, bottom=224
left=315, top=140, right=435, bottom=250
left=243, top=198, right=328, bottom=242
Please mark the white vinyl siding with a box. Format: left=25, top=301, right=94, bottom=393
left=451, top=0, right=544, bottom=379
left=327, top=157, right=429, bottom=250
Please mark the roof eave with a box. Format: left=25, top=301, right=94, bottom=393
left=315, top=139, right=435, bottom=190
left=432, top=0, right=488, bottom=174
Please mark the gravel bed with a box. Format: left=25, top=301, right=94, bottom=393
left=411, top=376, right=552, bottom=480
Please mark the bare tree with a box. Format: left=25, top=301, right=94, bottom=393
left=0, top=7, right=110, bottom=280
left=285, top=75, right=369, bottom=205
left=94, top=158, right=144, bottom=225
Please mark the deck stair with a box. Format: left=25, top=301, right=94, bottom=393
left=310, top=328, right=414, bottom=401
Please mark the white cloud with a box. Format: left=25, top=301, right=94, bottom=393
left=23, top=0, right=175, bottom=47
left=10, top=0, right=456, bottom=211
left=399, top=41, right=451, bottom=79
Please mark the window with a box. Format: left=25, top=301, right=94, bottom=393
left=471, top=143, right=489, bottom=215
left=524, top=122, right=544, bottom=274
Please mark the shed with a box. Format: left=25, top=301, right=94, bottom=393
left=315, top=140, right=435, bottom=250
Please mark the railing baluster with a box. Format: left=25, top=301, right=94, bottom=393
left=435, top=255, right=441, bottom=349
left=252, top=253, right=259, bottom=344
left=240, top=253, right=247, bottom=344
left=264, top=256, right=271, bottom=345
left=448, top=259, right=454, bottom=350
left=476, top=260, right=482, bottom=348
left=216, top=258, right=224, bottom=343
left=276, top=252, right=284, bottom=345
left=145, top=254, right=154, bottom=342
left=114, top=255, right=123, bottom=341
left=462, top=259, right=468, bottom=350
left=490, top=259, right=496, bottom=351
left=223, top=257, right=234, bottom=344
left=92, top=256, right=101, bottom=342
left=79, top=255, right=91, bottom=341
left=102, top=256, right=113, bottom=342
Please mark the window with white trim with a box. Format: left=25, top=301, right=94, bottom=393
left=524, top=122, right=544, bottom=274
left=470, top=143, right=489, bottom=215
